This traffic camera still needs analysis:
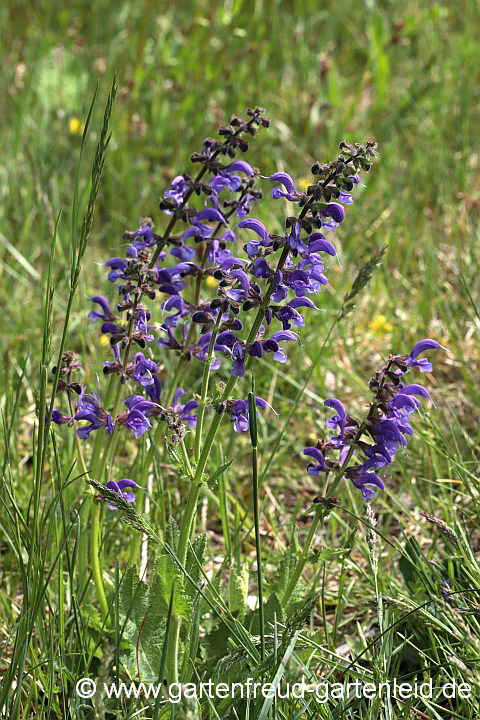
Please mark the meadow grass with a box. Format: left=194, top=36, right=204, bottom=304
left=1, top=1, right=479, bottom=718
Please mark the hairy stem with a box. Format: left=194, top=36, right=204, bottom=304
left=91, top=499, right=109, bottom=621
left=282, top=506, right=324, bottom=608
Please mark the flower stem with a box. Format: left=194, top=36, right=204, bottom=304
left=91, top=498, right=109, bottom=621
left=282, top=506, right=324, bottom=608
left=248, top=384, right=265, bottom=661
left=167, top=478, right=200, bottom=684
left=88, top=379, right=125, bottom=621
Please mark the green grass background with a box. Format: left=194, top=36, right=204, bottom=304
left=1, top=0, right=479, bottom=717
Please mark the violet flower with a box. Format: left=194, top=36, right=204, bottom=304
left=227, top=396, right=276, bottom=432
left=309, top=340, right=444, bottom=500
left=267, top=172, right=298, bottom=201
left=75, top=393, right=115, bottom=440
left=131, top=352, right=157, bottom=386
left=105, top=478, right=138, bottom=510
left=172, top=388, right=198, bottom=428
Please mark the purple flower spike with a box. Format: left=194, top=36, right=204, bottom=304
left=228, top=396, right=276, bottom=433
left=251, top=257, right=272, bottom=278
left=267, top=172, right=297, bottom=200
left=270, top=330, right=298, bottom=343
left=223, top=230, right=236, bottom=243
left=401, top=384, right=429, bottom=398
left=288, top=297, right=318, bottom=310
left=409, top=339, right=443, bottom=360
left=308, top=235, right=336, bottom=256
left=216, top=331, right=237, bottom=349
left=339, top=191, right=353, bottom=204
left=226, top=268, right=250, bottom=301
left=226, top=160, right=254, bottom=176
left=88, top=295, right=110, bottom=322
left=324, top=398, right=346, bottom=419
left=325, top=203, right=345, bottom=224
left=51, top=409, right=72, bottom=425
left=237, top=218, right=270, bottom=243
left=389, top=394, right=419, bottom=411
left=232, top=342, right=245, bottom=377
left=288, top=221, right=307, bottom=253
left=171, top=245, right=196, bottom=261
left=104, top=257, right=128, bottom=282
left=407, top=339, right=445, bottom=372
left=194, top=208, right=226, bottom=224
left=303, top=447, right=326, bottom=476
left=164, top=176, right=188, bottom=206
left=354, top=472, right=385, bottom=500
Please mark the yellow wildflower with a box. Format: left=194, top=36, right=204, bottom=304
left=368, top=315, right=393, bottom=334
left=68, top=117, right=84, bottom=135
left=298, top=176, right=311, bottom=191
left=206, top=276, right=218, bottom=288
left=100, top=334, right=110, bottom=346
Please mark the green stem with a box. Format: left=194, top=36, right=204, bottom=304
left=66, top=381, right=94, bottom=588
left=91, top=499, right=109, bottom=621
left=167, top=617, right=181, bottom=684
left=282, top=506, right=324, bottom=608
left=88, top=375, right=126, bottom=621
left=128, top=453, right=145, bottom=568
left=249, top=386, right=265, bottom=661
left=166, top=479, right=200, bottom=685
left=194, top=314, right=222, bottom=462
left=176, top=480, right=201, bottom=568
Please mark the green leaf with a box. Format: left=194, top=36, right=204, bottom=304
left=228, top=561, right=249, bottom=619
left=164, top=435, right=183, bottom=467
left=118, top=567, right=167, bottom=682
left=166, top=516, right=179, bottom=553
left=153, top=554, right=192, bottom=620
left=270, top=524, right=301, bottom=601
left=185, top=533, right=207, bottom=601
left=245, top=592, right=285, bottom=636
left=206, top=460, right=233, bottom=489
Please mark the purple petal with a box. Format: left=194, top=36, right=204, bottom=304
left=255, top=397, right=278, bottom=416
left=237, top=218, right=269, bottom=242
left=116, top=478, right=138, bottom=490
left=194, top=208, right=226, bottom=224
left=308, top=236, right=336, bottom=256
left=271, top=330, right=297, bottom=342
left=390, top=394, right=419, bottom=411
left=325, top=203, right=345, bottom=223
left=226, top=160, right=254, bottom=176
left=401, top=384, right=429, bottom=398
left=91, top=295, right=109, bottom=317
left=408, top=339, right=443, bottom=360
left=303, top=447, right=325, bottom=466
left=229, top=268, right=250, bottom=293
left=324, top=398, right=346, bottom=420
left=223, top=230, right=236, bottom=243
left=268, top=172, right=296, bottom=195
left=288, top=297, right=317, bottom=310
